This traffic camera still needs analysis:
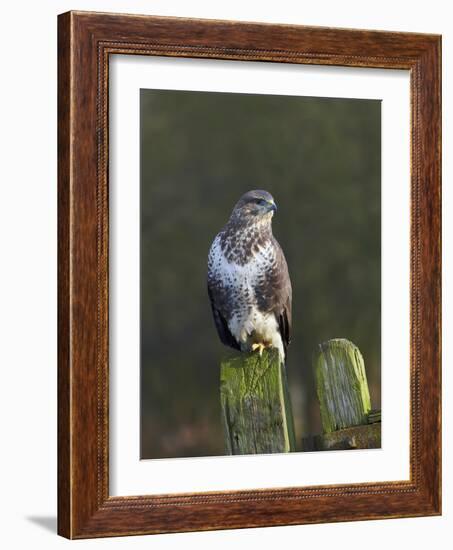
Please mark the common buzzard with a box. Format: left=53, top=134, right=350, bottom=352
left=207, top=190, right=292, bottom=362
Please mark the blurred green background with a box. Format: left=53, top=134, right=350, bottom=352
left=140, top=89, right=381, bottom=459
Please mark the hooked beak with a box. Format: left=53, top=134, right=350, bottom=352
left=268, top=201, right=277, bottom=213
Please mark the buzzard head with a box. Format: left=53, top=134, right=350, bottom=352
left=231, top=190, right=277, bottom=223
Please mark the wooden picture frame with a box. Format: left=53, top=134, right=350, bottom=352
left=58, top=10, right=441, bottom=539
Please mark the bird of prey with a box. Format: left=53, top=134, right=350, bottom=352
left=207, top=190, right=292, bottom=363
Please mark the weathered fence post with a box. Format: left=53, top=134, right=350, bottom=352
left=315, top=338, right=371, bottom=431
left=220, top=349, right=296, bottom=455
left=303, top=338, right=381, bottom=451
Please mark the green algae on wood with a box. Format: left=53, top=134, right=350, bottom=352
left=314, top=338, right=371, bottom=434
left=220, top=349, right=296, bottom=455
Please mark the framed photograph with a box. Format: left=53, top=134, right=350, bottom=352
left=58, top=11, right=441, bottom=538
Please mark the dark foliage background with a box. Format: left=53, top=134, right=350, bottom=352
left=140, top=89, right=381, bottom=459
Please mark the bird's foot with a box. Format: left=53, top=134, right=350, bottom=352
left=252, top=342, right=266, bottom=357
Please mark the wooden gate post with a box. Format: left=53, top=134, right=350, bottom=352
left=220, top=349, right=296, bottom=455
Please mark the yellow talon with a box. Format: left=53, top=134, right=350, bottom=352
left=252, top=343, right=266, bottom=356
